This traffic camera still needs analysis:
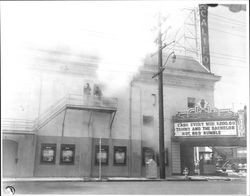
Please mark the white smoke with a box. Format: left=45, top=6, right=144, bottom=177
left=1, top=1, right=191, bottom=97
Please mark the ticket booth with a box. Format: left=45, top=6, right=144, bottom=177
left=199, top=151, right=216, bottom=175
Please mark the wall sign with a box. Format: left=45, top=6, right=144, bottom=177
left=40, top=143, right=56, bottom=164
left=174, top=120, right=237, bottom=137
left=60, top=144, right=75, bottom=164
left=199, top=4, right=211, bottom=71
left=237, top=110, right=246, bottom=137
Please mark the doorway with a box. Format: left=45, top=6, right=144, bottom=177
left=180, top=144, right=195, bottom=175
left=2, top=140, right=18, bottom=177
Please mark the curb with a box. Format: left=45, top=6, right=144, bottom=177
left=2, top=176, right=245, bottom=183
left=106, top=177, right=208, bottom=182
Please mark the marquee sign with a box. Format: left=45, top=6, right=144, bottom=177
left=173, top=99, right=240, bottom=137
left=199, top=4, right=211, bottom=71
left=174, top=120, right=237, bottom=137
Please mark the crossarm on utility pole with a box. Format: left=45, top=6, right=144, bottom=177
left=152, top=67, right=165, bottom=78
left=152, top=51, right=175, bottom=78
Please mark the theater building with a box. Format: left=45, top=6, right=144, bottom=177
left=2, top=51, right=246, bottom=178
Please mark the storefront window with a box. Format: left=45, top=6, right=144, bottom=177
left=114, top=146, right=126, bottom=165
left=40, top=143, right=56, bottom=164
left=95, top=145, right=109, bottom=165
left=60, top=144, right=75, bottom=165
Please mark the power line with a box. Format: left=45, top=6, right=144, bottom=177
left=174, top=44, right=246, bottom=63
left=211, top=55, right=246, bottom=63
left=96, top=69, right=138, bottom=74
left=209, top=27, right=246, bottom=38
left=209, top=18, right=246, bottom=29
left=209, top=13, right=246, bottom=25
left=210, top=51, right=246, bottom=60
left=29, top=57, right=248, bottom=77
left=211, top=62, right=247, bottom=69
left=174, top=29, right=246, bottom=61
left=32, top=65, right=140, bottom=74
left=208, top=22, right=246, bottom=33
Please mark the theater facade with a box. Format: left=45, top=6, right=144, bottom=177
left=2, top=51, right=246, bottom=178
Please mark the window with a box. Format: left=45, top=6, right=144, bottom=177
left=40, top=143, right=56, bottom=164
left=188, top=97, right=196, bottom=108
left=143, top=115, right=154, bottom=126
left=60, top=144, right=75, bottom=165
left=95, top=145, right=109, bottom=165
left=114, top=146, right=127, bottom=165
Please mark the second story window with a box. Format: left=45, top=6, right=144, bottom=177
left=187, top=97, right=196, bottom=108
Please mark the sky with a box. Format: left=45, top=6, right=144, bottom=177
left=207, top=4, right=248, bottom=111
left=1, top=1, right=249, bottom=118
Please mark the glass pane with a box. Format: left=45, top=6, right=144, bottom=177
left=97, top=152, right=107, bottom=163
left=62, top=150, right=73, bottom=162
left=115, top=152, right=125, bottom=163
left=43, top=149, right=54, bottom=162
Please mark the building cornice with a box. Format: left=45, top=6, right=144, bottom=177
left=134, top=67, right=220, bottom=90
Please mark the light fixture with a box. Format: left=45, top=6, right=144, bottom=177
left=171, top=53, right=176, bottom=63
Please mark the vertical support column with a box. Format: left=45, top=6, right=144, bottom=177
left=171, top=142, right=181, bottom=174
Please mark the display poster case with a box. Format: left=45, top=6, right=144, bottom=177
left=60, top=144, right=75, bottom=164
left=95, top=145, right=109, bottom=165
left=114, top=146, right=127, bottom=165
left=40, top=143, right=56, bottom=164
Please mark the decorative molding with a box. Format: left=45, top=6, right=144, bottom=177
left=134, top=69, right=216, bottom=90
left=173, top=99, right=238, bottom=122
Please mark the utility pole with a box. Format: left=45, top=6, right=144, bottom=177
left=152, top=12, right=176, bottom=179
left=157, top=13, right=166, bottom=179
left=99, top=137, right=102, bottom=180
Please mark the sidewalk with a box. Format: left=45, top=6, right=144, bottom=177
left=2, top=175, right=246, bottom=182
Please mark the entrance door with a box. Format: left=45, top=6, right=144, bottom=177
left=3, top=140, right=18, bottom=177
left=180, top=144, right=195, bottom=175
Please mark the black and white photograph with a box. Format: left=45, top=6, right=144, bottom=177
left=1, top=0, right=249, bottom=195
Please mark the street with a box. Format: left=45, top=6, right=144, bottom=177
left=2, top=180, right=247, bottom=195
